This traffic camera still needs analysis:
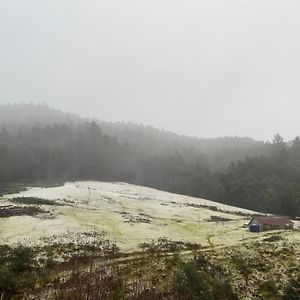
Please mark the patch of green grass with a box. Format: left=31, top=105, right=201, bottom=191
left=206, top=234, right=215, bottom=249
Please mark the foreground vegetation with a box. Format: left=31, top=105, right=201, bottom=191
left=0, top=232, right=299, bottom=300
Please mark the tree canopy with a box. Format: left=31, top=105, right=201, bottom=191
left=0, top=103, right=299, bottom=217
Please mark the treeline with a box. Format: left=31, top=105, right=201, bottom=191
left=213, top=135, right=300, bottom=217
left=0, top=122, right=132, bottom=182
left=0, top=103, right=267, bottom=171
left=0, top=122, right=210, bottom=193
left=0, top=103, right=299, bottom=217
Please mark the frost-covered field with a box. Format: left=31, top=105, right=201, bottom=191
left=0, top=181, right=266, bottom=251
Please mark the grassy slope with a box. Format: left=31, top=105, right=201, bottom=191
left=0, top=181, right=299, bottom=299
left=1, top=181, right=260, bottom=250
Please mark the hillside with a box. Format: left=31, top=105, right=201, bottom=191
left=1, top=181, right=258, bottom=251
left=0, top=103, right=266, bottom=171
left=0, top=103, right=300, bottom=217
left=98, top=121, right=266, bottom=171
left=0, top=182, right=299, bottom=299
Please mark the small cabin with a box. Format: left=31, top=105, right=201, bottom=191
left=248, top=217, right=293, bottom=232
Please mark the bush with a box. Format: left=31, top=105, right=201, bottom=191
left=11, top=246, right=33, bottom=273
left=260, top=279, right=279, bottom=299
left=263, top=235, right=283, bottom=243
left=174, top=262, right=211, bottom=300
left=173, top=261, right=237, bottom=300
left=0, top=266, right=18, bottom=291
left=211, top=278, right=238, bottom=300
left=282, top=278, right=300, bottom=300
left=10, top=197, right=58, bottom=206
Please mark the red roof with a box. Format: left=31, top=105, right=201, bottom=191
left=252, top=217, right=293, bottom=226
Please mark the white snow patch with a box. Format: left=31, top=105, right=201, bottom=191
left=0, top=181, right=260, bottom=251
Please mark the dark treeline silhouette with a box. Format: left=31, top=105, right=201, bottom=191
left=0, top=103, right=299, bottom=217
left=213, top=134, right=300, bottom=217
left=0, top=103, right=269, bottom=170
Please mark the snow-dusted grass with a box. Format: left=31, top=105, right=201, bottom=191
left=0, top=181, right=270, bottom=251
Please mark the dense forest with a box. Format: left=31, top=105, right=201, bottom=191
left=0, top=103, right=299, bottom=217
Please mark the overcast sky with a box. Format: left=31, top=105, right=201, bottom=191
left=1, top=1, right=300, bottom=140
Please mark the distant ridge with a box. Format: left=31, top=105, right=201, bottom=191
left=0, top=103, right=82, bottom=128
left=0, top=102, right=266, bottom=170
left=0, top=102, right=299, bottom=217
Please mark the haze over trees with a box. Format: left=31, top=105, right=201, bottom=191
left=0, top=103, right=299, bottom=217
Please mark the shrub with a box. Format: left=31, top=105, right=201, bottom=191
left=11, top=246, right=33, bottom=273
left=10, top=197, right=58, bottom=206
left=282, top=276, right=300, bottom=300
left=174, top=262, right=211, bottom=300
left=0, top=266, right=18, bottom=291
left=260, top=279, right=280, bottom=299
left=263, top=235, right=283, bottom=242
left=174, top=259, right=238, bottom=300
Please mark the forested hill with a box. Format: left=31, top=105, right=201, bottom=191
left=0, top=103, right=266, bottom=171
left=0, top=103, right=299, bottom=217
left=98, top=122, right=267, bottom=171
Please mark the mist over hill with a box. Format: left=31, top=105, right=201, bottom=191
left=0, top=103, right=266, bottom=170
left=0, top=103, right=81, bottom=129
left=0, top=103, right=299, bottom=217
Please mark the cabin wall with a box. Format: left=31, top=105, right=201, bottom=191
left=262, top=224, right=293, bottom=231
left=248, top=218, right=294, bottom=232
left=249, top=219, right=262, bottom=232
left=249, top=224, right=261, bottom=232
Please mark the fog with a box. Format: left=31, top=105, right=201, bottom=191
left=1, top=0, right=300, bottom=140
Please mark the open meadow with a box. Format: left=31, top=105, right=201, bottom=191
left=0, top=182, right=299, bottom=299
